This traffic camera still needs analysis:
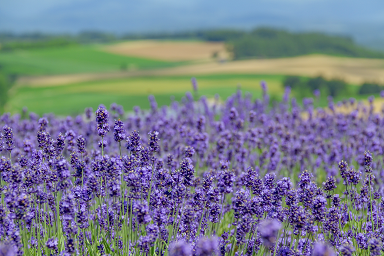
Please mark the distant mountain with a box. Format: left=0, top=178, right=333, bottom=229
left=0, top=0, right=383, bottom=50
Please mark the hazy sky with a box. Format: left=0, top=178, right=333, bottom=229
left=1, top=0, right=383, bottom=43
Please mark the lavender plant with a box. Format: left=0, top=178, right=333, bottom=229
left=0, top=80, right=383, bottom=255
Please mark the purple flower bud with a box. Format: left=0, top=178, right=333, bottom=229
left=195, top=236, right=219, bottom=256
left=368, top=237, right=381, bottom=255
left=339, top=243, right=355, bottom=256
left=184, top=146, right=195, bottom=158
left=65, top=238, right=75, bottom=254
left=2, top=126, right=14, bottom=151
left=46, top=238, right=58, bottom=250
left=148, top=131, right=160, bottom=152
left=134, top=201, right=151, bottom=224
left=229, top=107, right=238, bottom=121
left=0, top=243, right=16, bottom=256
left=364, top=151, right=373, bottom=168
left=191, top=77, right=198, bottom=91
left=312, top=242, right=335, bottom=256
left=258, top=219, right=281, bottom=249
left=96, top=104, right=110, bottom=137
left=169, top=240, right=192, bottom=256
left=126, top=130, right=141, bottom=155
left=114, top=119, right=125, bottom=143
left=77, top=135, right=86, bottom=154
left=261, top=80, right=267, bottom=92
left=38, top=117, right=48, bottom=130
left=323, top=176, right=337, bottom=192
left=312, top=195, right=327, bottom=222
left=55, top=133, right=65, bottom=156
left=85, top=107, right=93, bottom=119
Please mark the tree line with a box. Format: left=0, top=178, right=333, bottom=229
left=227, top=28, right=384, bottom=60
left=0, top=38, right=77, bottom=51
left=283, top=75, right=384, bottom=98
left=1, top=28, right=384, bottom=59
left=0, top=31, right=117, bottom=51
left=357, top=83, right=384, bottom=95
left=283, top=76, right=347, bottom=98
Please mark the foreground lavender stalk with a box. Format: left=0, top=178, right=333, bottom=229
left=96, top=104, right=109, bottom=156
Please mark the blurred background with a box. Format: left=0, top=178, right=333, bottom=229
left=0, top=0, right=384, bottom=115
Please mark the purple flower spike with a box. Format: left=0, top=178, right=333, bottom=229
left=195, top=236, right=219, bottom=256
left=77, top=135, right=86, bottom=154
left=312, top=242, right=336, bottom=256
left=261, top=80, right=267, bottom=92
left=258, top=219, right=281, bottom=249
left=96, top=104, right=110, bottom=137
left=191, top=77, right=198, bottom=91
left=169, top=240, right=192, bottom=256
left=0, top=243, right=16, bottom=256
left=364, top=151, right=372, bottom=168
left=2, top=126, right=14, bottom=151
left=114, top=119, right=126, bottom=143
left=46, top=238, right=58, bottom=251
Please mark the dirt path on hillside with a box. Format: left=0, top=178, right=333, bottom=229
left=16, top=55, right=384, bottom=87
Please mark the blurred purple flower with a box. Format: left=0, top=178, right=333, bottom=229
left=191, top=77, right=198, bottom=91
left=258, top=219, right=281, bottom=249
left=169, top=240, right=192, bottom=256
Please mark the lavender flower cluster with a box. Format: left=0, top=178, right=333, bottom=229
left=0, top=82, right=383, bottom=256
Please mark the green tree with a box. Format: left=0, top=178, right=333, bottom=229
left=283, top=76, right=301, bottom=90
left=326, top=79, right=347, bottom=97
left=358, top=83, right=383, bottom=95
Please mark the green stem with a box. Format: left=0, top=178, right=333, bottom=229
left=81, top=153, right=84, bottom=186
left=294, top=232, right=300, bottom=251
left=196, top=201, right=208, bottom=238
left=147, top=163, right=155, bottom=206
left=369, top=177, right=374, bottom=230
left=101, top=136, right=104, bottom=157
left=272, top=223, right=283, bottom=256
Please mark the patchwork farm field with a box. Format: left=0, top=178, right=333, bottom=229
left=0, top=44, right=184, bottom=76
left=5, top=40, right=384, bottom=116
left=16, top=53, right=384, bottom=87
left=102, top=40, right=230, bottom=61
left=7, top=74, right=284, bottom=115
left=11, top=72, right=383, bottom=117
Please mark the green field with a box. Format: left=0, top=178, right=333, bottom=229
left=0, top=41, right=377, bottom=116
left=7, top=74, right=286, bottom=116
left=0, top=45, right=183, bottom=76
left=0, top=43, right=289, bottom=116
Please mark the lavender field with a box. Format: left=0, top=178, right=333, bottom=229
left=0, top=80, right=382, bottom=256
